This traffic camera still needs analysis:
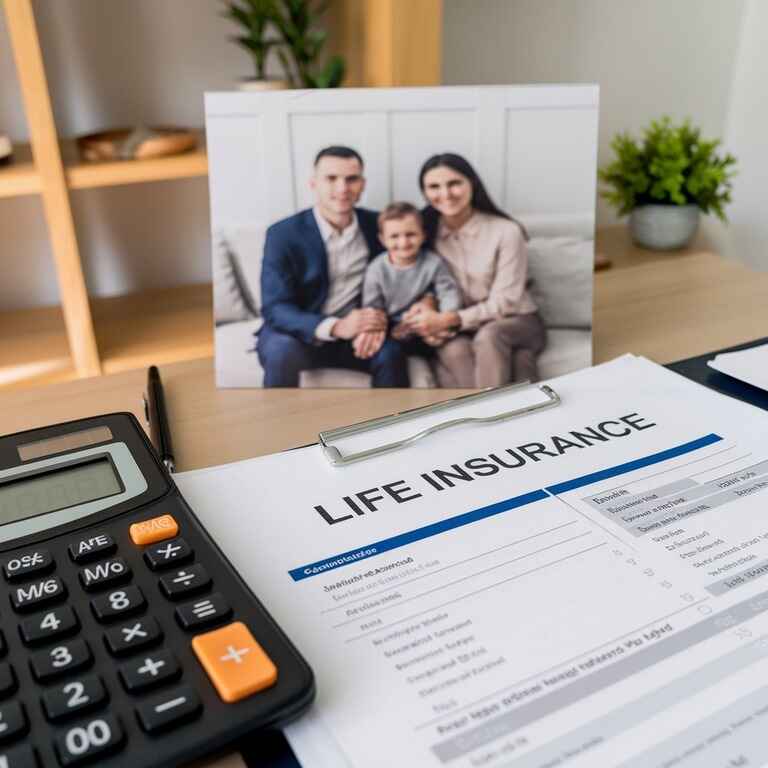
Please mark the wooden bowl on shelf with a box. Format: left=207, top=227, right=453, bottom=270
left=76, top=127, right=198, bottom=162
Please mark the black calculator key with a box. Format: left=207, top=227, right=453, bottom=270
left=104, top=617, right=163, bottom=657
left=175, top=593, right=232, bottom=630
left=159, top=564, right=211, bottom=600
left=9, top=576, right=66, bottom=613
left=144, top=538, right=193, bottom=570
left=0, top=701, right=27, bottom=742
left=136, top=685, right=201, bottom=734
left=68, top=533, right=116, bottom=564
left=30, top=639, right=92, bottom=682
left=90, top=586, right=145, bottom=623
left=78, top=557, right=131, bottom=592
left=42, top=675, right=107, bottom=722
left=0, top=743, right=37, bottom=767
left=0, top=664, right=17, bottom=698
left=2, top=549, right=54, bottom=583
left=119, top=650, right=180, bottom=693
left=54, top=714, right=123, bottom=766
left=20, top=606, right=79, bottom=646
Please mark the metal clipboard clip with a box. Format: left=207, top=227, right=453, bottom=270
left=319, top=382, right=561, bottom=467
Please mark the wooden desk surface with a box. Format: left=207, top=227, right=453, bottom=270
left=3, top=235, right=767, bottom=471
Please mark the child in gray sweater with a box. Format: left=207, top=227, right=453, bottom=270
left=353, top=202, right=461, bottom=361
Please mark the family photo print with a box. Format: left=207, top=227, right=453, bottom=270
left=206, top=85, right=598, bottom=388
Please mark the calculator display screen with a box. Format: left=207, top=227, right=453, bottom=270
left=0, top=458, right=121, bottom=525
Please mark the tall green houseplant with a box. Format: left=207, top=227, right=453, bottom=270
left=273, top=0, right=346, bottom=88
left=222, top=0, right=283, bottom=81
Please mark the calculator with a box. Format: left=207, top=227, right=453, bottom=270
left=0, top=413, right=314, bottom=767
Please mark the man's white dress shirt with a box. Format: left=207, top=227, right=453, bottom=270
left=312, top=207, right=371, bottom=342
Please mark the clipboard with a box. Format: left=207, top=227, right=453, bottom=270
left=318, top=382, right=561, bottom=466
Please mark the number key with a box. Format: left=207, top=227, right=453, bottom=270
left=42, top=675, right=107, bottom=722
left=0, top=701, right=28, bottom=743
left=90, top=587, right=145, bottom=623
left=54, top=715, right=123, bottom=766
left=19, top=606, right=79, bottom=646
left=0, top=663, right=17, bottom=699
left=0, top=743, right=37, bottom=768
left=30, top=639, right=92, bottom=683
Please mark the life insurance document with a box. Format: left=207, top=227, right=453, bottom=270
left=177, top=355, right=768, bottom=768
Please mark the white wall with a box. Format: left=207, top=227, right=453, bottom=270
left=718, top=0, right=768, bottom=272
left=442, top=0, right=746, bottom=234
left=0, top=0, right=285, bottom=311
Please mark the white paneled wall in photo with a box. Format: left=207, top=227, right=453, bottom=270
left=206, top=85, right=598, bottom=238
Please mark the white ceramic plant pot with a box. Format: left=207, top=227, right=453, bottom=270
left=629, top=204, right=700, bottom=250
left=237, top=78, right=290, bottom=92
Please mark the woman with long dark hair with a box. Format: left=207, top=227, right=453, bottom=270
left=403, top=153, right=546, bottom=387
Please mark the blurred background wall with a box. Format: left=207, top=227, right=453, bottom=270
left=1, top=0, right=765, bottom=312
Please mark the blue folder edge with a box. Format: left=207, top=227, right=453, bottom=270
left=240, top=336, right=768, bottom=768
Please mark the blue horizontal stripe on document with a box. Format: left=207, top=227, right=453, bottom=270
left=546, top=433, right=723, bottom=495
left=288, top=488, right=549, bottom=582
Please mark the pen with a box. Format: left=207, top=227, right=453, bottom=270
left=143, top=365, right=176, bottom=473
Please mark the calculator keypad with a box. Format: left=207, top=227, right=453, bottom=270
left=143, top=538, right=192, bottom=570
left=135, top=686, right=201, bottom=734
left=0, top=743, right=37, bottom=768
left=158, top=565, right=211, bottom=600
left=90, top=587, right=146, bottom=623
left=0, top=701, right=28, bottom=742
left=41, top=676, right=107, bottom=722
left=0, top=500, right=292, bottom=768
left=19, top=607, right=79, bottom=646
left=54, top=715, right=123, bottom=766
left=68, top=534, right=115, bottom=564
left=30, top=639, right=92, bottom=683
left=118, top=651, right=180, bottom=693
left=10, top=576, right=66, bottom=612
left=2, top=550, right=54, bottom=583
left=104, top=617, right=162, bottom=657
left=78, top=558, right=131, bottom=592
left=0, top=663, right=17, bottom=698
left=175, top=593, right=232, bottom=631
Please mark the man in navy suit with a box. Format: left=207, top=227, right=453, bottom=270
left=258, top=146, right=409, bottom=387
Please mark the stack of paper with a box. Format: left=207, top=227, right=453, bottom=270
left=708, top=342, right=768, bottom=391
left=178, top=355, right=768, bottom=768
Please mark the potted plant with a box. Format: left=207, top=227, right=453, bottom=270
left=599, top=117, right=737, bottom=250
left=272, top=0, right=345, bottom=88
left=221, top=0, right=289, bottom=91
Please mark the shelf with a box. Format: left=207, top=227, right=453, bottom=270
left=62, top=139, right=208, bottom=191
left=0, top=144, right=41, bottom=198
left=93, top=283, right=213, bottom=374
left=0, top=303, right=76, bottom=391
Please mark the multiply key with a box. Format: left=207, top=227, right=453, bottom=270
left=104, top=617, right=162, bottom=656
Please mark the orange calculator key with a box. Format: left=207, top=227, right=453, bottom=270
left=192, top=621, right=277, bottom=703
left=129, top=514, right=178, bottom=546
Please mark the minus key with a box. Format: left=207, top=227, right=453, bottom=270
left=136, top=685, right=201, bottom=733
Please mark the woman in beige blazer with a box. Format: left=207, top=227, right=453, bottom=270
left=403, top=153, right=546, bottom=388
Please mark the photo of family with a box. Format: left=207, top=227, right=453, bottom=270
left=207, top=85, right=598, bottom=388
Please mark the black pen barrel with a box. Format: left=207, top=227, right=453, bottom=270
left=147, top=365, right=174, bottom=465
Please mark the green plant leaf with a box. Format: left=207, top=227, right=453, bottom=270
left=598, top=116, right=737, bottom=219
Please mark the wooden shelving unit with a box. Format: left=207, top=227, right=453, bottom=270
left=1, top=0, right=441, bottom=392
left=1, top=0, right=210, bottom=391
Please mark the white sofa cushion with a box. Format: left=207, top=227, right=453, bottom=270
left=527, top=237, right=594, bottom=329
